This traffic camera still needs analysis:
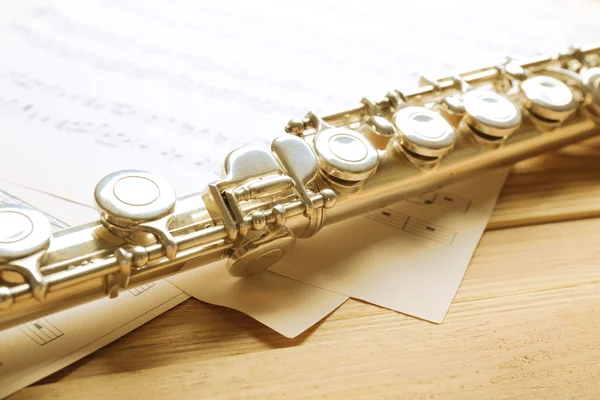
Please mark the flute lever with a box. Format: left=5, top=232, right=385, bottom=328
left=271, top=135, right=320, bottom=217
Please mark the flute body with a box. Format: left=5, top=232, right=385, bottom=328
left=1, top=44, right=599, bottom=331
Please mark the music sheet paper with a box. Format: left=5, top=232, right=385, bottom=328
left=0, top=181, right=189, bottom=399
left=0, top=0, right=598, bottom=206
left=0, top=182, right=350, bottom=397
left=272, top=169, right=509, bottom=323
left=0, top=1, right=599, bottom=393
left=168, top=168, right=507, bottom=326
left=168, top=264, right=348, bottom=339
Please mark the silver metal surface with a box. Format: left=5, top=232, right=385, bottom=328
left=358, top=116, right=397, bottom=150
left=95, top=170, right=176, bottom=227
left=95, top=170, right=178, bottom=260
left=226, top=228, right=296, bottom=277
left=392, top=106, right=457, bottom=158
left=462, top=90, right=522, bottom=138
left=0, top=205, right=52, bottom=303
left=521, top=76, right=579, bottom=122
left=582, top=67, right=600, bottom=117
left=1, top=43, right=600, bottom=332
left=271, top=135, right=320, bottom=217
left=0, top=205, right=51, bottom=262
left=313, top=127, right=379, bottom=182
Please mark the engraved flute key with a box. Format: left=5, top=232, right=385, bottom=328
left=0, top=43, right=599, bottom=332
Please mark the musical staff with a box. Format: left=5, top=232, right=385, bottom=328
left=129, top=283, right=155, bottom=296
left=0, top=190, right=68, bottom=231
left=18, top=318, right=64, bottom=346
left=365, top=209, right=457, bottom=245
left=403, top=217, right=456, bottom=245
left=407, top=191, right=471, bottom=213
left=407, top=192, right=437, bottom=206
left=365, top=209, right=409, bottom=230
left=433, top=193, right=471, bottom=213
left=0, top=88, right=227, bottom=176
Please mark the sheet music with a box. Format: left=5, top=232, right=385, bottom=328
left=0, top=0, right=597, bottom=328
left=169, top=262, right=348, bottom=339
left=0, top=2, right=598, bottom=394
left=0, top=0, right=598, bottom=205
left=0, top=182, right=189, bottom=399
left=0, top=181, right=349, bottom=398
left=271, top=169, right=509, bottom=323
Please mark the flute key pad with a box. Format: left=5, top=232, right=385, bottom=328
left=0, top=205, right=51, bottom=262
left=95, top=170, right=178, bottom=259
left=392, top=106, right=456, bottom=159
left=462, top=90, right=522, bottom=139
left=0, top=205, right=51, bottom=301
left=313, top=127, right=379, bottom=182
left=95, top=170, right=176, bottom=228
left=520, top=76, right=578, bottom=123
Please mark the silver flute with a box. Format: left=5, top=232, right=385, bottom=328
left=1, top=44, right=600, bottom=332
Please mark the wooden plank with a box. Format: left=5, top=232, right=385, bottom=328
left=13, top=216, right=600, bottom=399
left=489, top=138, right=600, bottom=229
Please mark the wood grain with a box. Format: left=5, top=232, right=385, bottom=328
left=10, top=144, right=600, bottom=399
left=489, top=138, right=600, bottom=229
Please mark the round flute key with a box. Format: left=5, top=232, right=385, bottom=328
left=582, top=68, right=600, bottom=118
left=0, top=205, right=51, bottom=263
left=520, top=76, right=578, bottom=122
left=462, top=90, right=522, bottom=139
left=226, top=233, right=296, bottom=277
left=95, top=170, right=176, bottom=228
left=313, top=127, right=379, bottom=182
left=392, top=106, right=456, bottom=158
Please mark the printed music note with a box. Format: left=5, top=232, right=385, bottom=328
left=0, top=183, right=189, bottom=398
left=432, top=192, right=472, bottom=213
left=407, top=192, right=437, bottom=206
left=407, top=191, right=472, bottom=213
left=0, top=0, right=597, bottom=395
left=365, top=209, right=409, bottom=230
left=96, top=131, right=134, bottom=148
left=364, top=208, right=457, bottom=245
left=18, top=318, right=64, bottom=346
left=403, top=217, right=457, bottom=245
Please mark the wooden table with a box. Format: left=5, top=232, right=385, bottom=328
left=11, top=139, right=600, bottom=399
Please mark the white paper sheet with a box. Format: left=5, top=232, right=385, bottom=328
left=0, top=1, right=598, bottom=381
left=0, top=182, right=349, bottom=397
left=272, top=169, right=509, bottom=323
left=0, top=0, right=598, bottom=205
left=0, top=182, right=190, bottom=399
left=169, top=262, right=347, bottom=339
